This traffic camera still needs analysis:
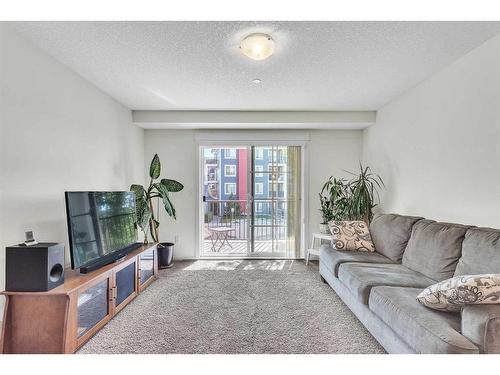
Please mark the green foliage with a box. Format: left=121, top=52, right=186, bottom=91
left=204, top=211, right=213, bottom=223
left=131, top=154, right=184, bottom=243
left=154, top=182, right=176, bottom=219
left=319, top=178, right=350, bottom=223
left=149, top=154, right=161, bottom=179
left=347, top=164, right=384, bottom=223
left=161, top=178, right=184, bottom=192
left=319, top=164, right=384, bottom=224
left=224, top=194, right=241, bottom=218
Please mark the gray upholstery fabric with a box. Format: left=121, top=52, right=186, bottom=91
left=454, top=227, right=500, bottom=276
left=319, top=244, right=393, bottom=277
left=402, top=220, right=471, bottom=281
left=370, top=286, right=479, bottom=354
left=369, top=213, right=423, bottom=262
left=319, top=262, right=414, bottom=353
left=461, top=304, right=500, bottom=354
left=318, top=214, right=500, bottom=354
left=337, top=263, right=435, bottom=305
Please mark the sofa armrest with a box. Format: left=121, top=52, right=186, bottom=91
left=461, top=304, right=500, bottom=353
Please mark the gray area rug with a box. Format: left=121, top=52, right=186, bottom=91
left=79, top=260, right=385, bottom=354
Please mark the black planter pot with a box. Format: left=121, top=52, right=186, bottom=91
left=158, top=242, right=175, bottom=269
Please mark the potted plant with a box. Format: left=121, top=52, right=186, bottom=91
left=318, top=193, right=333, bottom=234
left=319, top=164, right=384, bottom=229
left=319, top=177, right=349, bottom=233
left=130, top=154, right=184, bottom=268
left=346, top=164, right=384, bottom=223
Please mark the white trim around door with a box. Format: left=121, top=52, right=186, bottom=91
left=195, top=138, right=308, bottom=259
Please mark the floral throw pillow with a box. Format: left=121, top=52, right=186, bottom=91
left=416, top=274, right=500, bottom=312
left=328, top=220, right=375, bottom=252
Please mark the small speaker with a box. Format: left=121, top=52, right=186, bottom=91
left=6, top=243, right=65, bottom=292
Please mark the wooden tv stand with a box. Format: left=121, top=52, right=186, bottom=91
left=0, top=243, right=158, bottom=354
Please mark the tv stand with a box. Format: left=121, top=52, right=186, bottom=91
left=1, top=243, right=158, bottom=354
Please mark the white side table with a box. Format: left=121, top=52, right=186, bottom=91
left=306, top=232, right=332, bottom=265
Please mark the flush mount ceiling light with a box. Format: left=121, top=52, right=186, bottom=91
left=240, top=33, right=275, bottom=61
left=252, top=78, right=262, bottom=84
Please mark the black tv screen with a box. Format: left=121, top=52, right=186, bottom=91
left=65, top=191, right=138, bottom=270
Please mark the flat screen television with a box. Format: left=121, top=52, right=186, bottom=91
left=65, top=191, right=140, bottom=273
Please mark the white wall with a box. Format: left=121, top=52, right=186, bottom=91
left=144, top=129, right=363, bottom=259
left=0, top=25, right=144, bottom=313
left=143, top=130, right=198, bottom=259
left=363, top=33, right=500, bottom=227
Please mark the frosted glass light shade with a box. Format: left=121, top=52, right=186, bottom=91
left=240, top=33, right=275, bottom=61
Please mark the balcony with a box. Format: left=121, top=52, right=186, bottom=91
left=204, top=158, right=219, bottom=165
left=203, top=199, right=288, bottom=256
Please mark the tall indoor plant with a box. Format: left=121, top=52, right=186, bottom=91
left=318, top=177, right=349, bottom=233
left=346, top=164, right=384, bottom=223
left=130, top=154, right=184, bottom=267
left=319, top=164, right=383, bottom=231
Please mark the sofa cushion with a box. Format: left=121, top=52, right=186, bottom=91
left=369, top=286, right=478, bottom=354
left=370, top=213, right=423, bottom=262
left=402, top=220, right=471, bottom=281
left=337, top=262, right=435, bottom=305
left=417, top=274, right=500, bottom=312
left=328, top=220, right=375, bottom=252
left=319, top=245, right=393, bottom=277
left=454, top=227, right=500, bottom=276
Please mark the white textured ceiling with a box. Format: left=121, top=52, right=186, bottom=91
left=10, top=21, right=500, bottom=111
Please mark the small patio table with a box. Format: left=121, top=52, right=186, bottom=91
left=208, top=227, right=235, bottom=252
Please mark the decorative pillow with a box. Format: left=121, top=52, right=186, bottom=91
left=328, top=220, right=375, bottom=252
left=417, top=274, right=500, bottom=312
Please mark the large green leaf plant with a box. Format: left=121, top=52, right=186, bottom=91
left=319, top=164, right=384, bottom=225
left=130, top=154, right=184, bottom=244
left=319, top=177, right=350, bottom=223
left=346, top=164, right=384, bottom=223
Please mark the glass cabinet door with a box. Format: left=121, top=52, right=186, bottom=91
left=76, top=278, right=110, bottom=338
left=139, top=248, right=155, bottom=289
left=115, top=261, right=137, bottom=308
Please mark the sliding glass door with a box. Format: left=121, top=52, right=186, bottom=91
left=200, top=145, right=301, bottom=258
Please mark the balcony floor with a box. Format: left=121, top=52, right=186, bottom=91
left=202, top=240, right=285, bottom=257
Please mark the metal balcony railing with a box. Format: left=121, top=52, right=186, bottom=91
left=204, top=199, right=287, bottom=241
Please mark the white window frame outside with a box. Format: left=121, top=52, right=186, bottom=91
left=224, top=148, right=237, bottom=159
left=254, top=165, right=264, bottom=177
left=256, top=202, right=263, bottom=213
left=255, top=182, right=264, bottom=195
left=224, top=183, right=236, bottom=195
left=255, top=148, right=264, bottom=160
left=224, top=164, right=236, bottom=177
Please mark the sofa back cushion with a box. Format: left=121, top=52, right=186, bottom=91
left=369, top=213, right=423, bottom=262
left=402, top=220, right=471, bottom=281
left=454, top=227, right=500, bottom=276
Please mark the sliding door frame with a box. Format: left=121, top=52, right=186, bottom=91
left=195, top=137, right=309, bottom=259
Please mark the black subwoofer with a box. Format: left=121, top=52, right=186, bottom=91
left=6, top=242, right=65, bottom=292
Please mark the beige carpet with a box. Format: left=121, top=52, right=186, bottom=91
left=78, top=260, right=385, bottom=354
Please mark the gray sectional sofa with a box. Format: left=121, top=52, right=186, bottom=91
left=319, top=213, right=500, bottom=354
